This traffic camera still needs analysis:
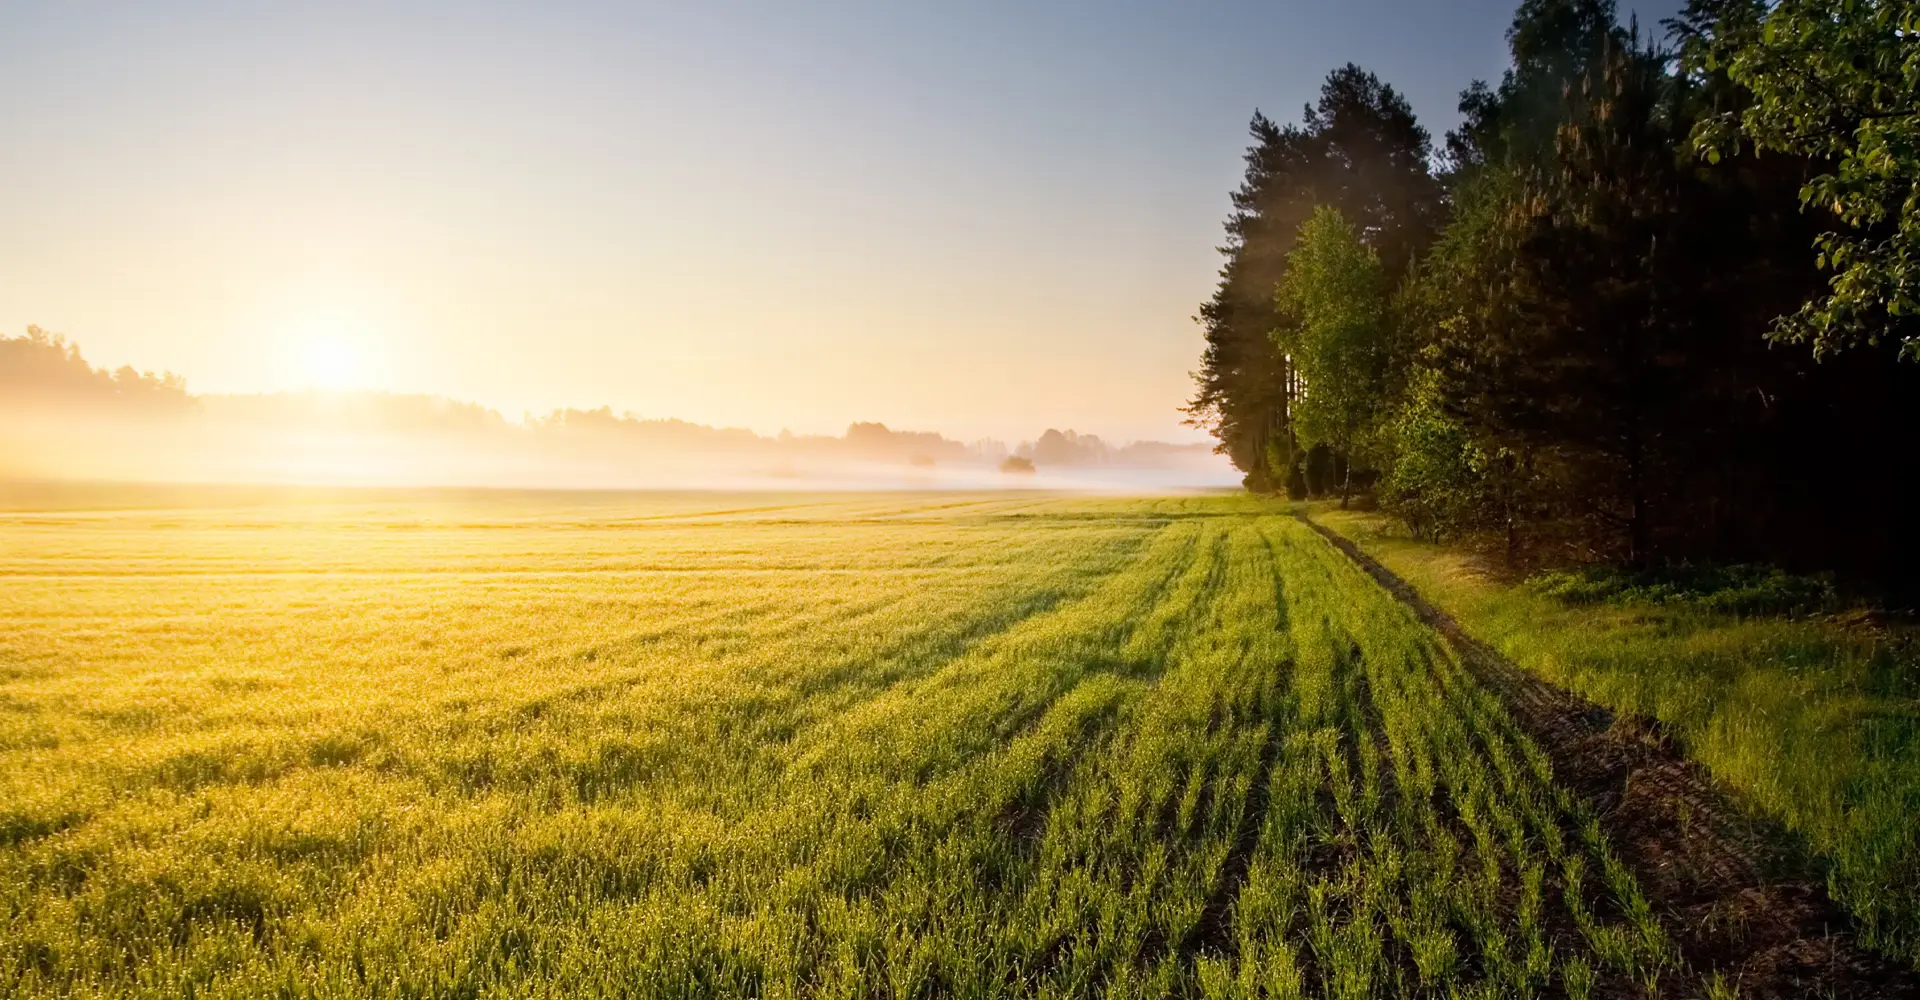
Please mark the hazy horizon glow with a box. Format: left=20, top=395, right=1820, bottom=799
left=0, top=0, right=1679, bottom=444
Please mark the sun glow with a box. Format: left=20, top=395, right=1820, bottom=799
left=283, top=319, right=377, bottom=391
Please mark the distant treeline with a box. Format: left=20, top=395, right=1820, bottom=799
left=0, top=327, right=1213, bottom=477
left=1188, top=0, right=1920, bottom=578
left=1, top=326, right=195, bottom=413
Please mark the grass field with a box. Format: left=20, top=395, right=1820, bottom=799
left=1313, top=506, right=1920, bottom=972
left=0, top=487, right=1880, bottom=997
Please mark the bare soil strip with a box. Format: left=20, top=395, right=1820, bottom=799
left=1301, top=515, right=1920, bottom=999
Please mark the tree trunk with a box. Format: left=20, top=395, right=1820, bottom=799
left=1502, top=452, right=1521, bottom=569
left=1628, top=481, right=1649, bottom=570
left=1625, top=232, right=1655, bottom=570
left=1624, top=376, right=1650, bottom=569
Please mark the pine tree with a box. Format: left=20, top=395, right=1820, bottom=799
left=1188, top=68, right=1441, bottom=494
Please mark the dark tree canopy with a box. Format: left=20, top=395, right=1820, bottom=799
left=1188, top=66, right=1441, bottom=495
left=1191, top=0, right=1920, bottom=582
left=1679, top=0, right=1920, bottom=358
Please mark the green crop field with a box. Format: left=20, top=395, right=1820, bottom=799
left=0, top=488, right=1865, bottom=998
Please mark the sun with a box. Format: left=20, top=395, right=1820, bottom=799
left=283, top=319, right=376, bottom=391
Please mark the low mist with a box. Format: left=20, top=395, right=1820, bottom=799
left=1, top=330, right=1237, bottom=492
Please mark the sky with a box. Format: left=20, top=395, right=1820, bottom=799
left=0, top=0, right=1680, bottom=444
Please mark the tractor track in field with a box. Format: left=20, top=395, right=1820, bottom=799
left=1299, top=514, right=1920, bottom=1000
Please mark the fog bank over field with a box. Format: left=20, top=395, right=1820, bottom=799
left=2, top=329, right=1236, bottom=490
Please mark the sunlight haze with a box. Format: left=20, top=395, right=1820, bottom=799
left=12, top=0, right=1920, bottom=995
left=1, top=0, right=1674, bottom=441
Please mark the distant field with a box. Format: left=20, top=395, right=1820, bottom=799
left=0, top=488, right=1882, bottom=997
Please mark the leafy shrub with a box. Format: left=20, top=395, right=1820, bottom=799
left=1377, top=367, right=1492, bottom=541
left=1525, top=563, right=1837, bottom=617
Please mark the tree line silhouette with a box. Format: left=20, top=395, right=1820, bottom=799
left=1188, top=0, right=1920, bottom=579
left=1, top=326, right=195, bottom=413
left=1, top=328, right=1217, bottom=478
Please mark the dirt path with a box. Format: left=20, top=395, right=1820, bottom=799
left=1300, top=514, right=1919, bottom=999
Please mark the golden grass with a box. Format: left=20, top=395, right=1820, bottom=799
left=1, top=487, right=1728, bottom=996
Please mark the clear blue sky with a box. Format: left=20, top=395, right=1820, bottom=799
left=0, top=0, right=1679, bottom=443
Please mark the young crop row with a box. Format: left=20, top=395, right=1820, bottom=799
left=1, top=495, right=1696, bottom=997
left=1313, top=506, right=1920, bottom=971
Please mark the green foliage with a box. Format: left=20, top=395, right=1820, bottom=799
left=1329, top=0, right=1920, bottom=572
left=1274, top=207, right=1392, bottom=475
left=1526, top=563, right=1838, bottom=617
left=1377, top=367, right=1490, bottom=541
left=1378, top=169, right=1530, bottom=544
left=1436, top=30, right=1696, bottom=565
left=1685, top=0, right=1920, bottom=357
left=1447, top=0, right=1625, bottom=174
left=1191, top=3, right=1920, bottom=577
left=1188, top=67, right=1441, bottom=486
